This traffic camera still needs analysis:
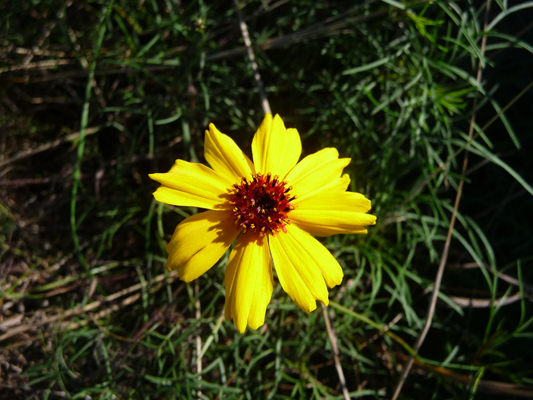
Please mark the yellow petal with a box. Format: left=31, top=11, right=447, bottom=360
left=205, top=123, right=255, bottom=183
left=284, top=148, right=351, bottom=200
left=294, top=173, right=351, bottom=203
left=251, top=114, right=302, bottom=179
left=225, top=232, right=273, bottom=333
left=166, top=210, right=239, bottom=281
left=269, top=224, right=342, bottom=313
left=290, top=192, right=376, bottom=237
left=150, top=160, right=230, bottom=209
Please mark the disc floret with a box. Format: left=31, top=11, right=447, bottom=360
left=229, top=173, right=295, bottom=236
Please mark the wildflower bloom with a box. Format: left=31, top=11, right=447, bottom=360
left=149, top=114, right=376, bottom=333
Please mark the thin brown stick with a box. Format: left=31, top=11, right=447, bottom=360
left=195, top=281, right=203, bottom=397
left=30, top=10, right=388, bottom=84
left=0, top=126, right=103, bottom=168
left=233, top=0, right=271, bottom=115
left=0, top=270, right=178, bottom=342
left=448, top=292, right=524, bottom=308
left=14, top=47, right=67, bottom=58
left=0, top=59, right=72, bottom=73
left=391, top=2, right=492, bottom=398
left=394, top=351, right=533, bottom=398
left=360, top=313, right=403, bottom=350
left=0, top=334, right=44, bottom=351
left=322, top=304, right=350, bottom=400
left=450, top=262, right=533, bottom=293
left=22, top=20, right=57, bottom=66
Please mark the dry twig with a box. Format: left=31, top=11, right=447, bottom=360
left=0, top=270, right=178, bottom=343
left=233, top=0, right=271, bottom=115
left=0, top=126, right=103, bottom=168
left=322, top=304, right=350, bottom=400
left=391, top=2, right=492, bottom=398
left=395, top=352, right=533, bottom=398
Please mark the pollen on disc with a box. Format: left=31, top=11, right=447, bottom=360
left=229, top=173, right=296, bottom=236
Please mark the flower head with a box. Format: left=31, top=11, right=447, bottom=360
left=149, top=114, right=376, bottom=333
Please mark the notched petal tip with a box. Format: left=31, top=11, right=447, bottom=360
left=252, top=114, right=301, bottom=179
left=165, top=210, right=239, bottom=282
left=235, top=319, right=247, bottom=334
left=205, top=121, right=254, bottom=183
left=302, top=301, right=318, bottom=314
left=224, top=233, right=273, bottom=334
left=285, top=149, right=351, bottom=200
left=148, top=161, right=229, bottom=209
left=269, top=225, right=336, bottom=313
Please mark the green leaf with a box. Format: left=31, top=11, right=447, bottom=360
left=343, top=56, right=391, bottom=75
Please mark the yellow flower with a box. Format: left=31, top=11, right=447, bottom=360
left=149, top=114, right=376, bottom=333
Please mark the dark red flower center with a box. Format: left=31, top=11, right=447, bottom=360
left=229, top=173, right=295, bottom=236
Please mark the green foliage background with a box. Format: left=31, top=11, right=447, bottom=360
left=1, top=0, right=533, bottom=399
